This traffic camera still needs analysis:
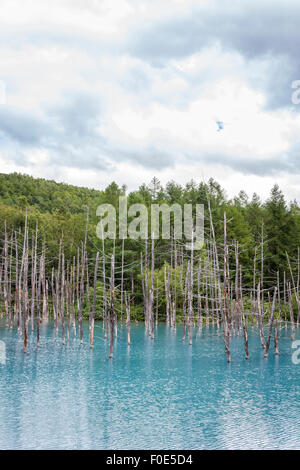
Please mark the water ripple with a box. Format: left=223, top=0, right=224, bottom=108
left=0, top=323, right=299, bottom=449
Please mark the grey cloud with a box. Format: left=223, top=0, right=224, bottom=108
left=0, top=92, right=176, bottom=172
left=187, top=144, right=300, bottom=177
left=46, top=93, right=102, bottom=140
left=128, top=0, right=300, bottom=64
left=0, top=93, right=109, bottom=170
left=116, top=145, right=175, bottom=170
left=2, top=96, right=300, bottom=177
left=0, top=108, right=48, bottom=146
left=1, top=0, right=300, bottom=178
left=127, top=0, right=300, bottom=109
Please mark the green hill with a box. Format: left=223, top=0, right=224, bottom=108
left=0, top=172, right=103, bottom=214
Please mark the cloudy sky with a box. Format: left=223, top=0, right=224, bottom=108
left=1, top=0, right=300, bottom=200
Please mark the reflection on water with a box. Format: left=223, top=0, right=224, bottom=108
left=0, top=322, right=299, bottom=449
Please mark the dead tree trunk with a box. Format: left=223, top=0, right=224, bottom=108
left=257, top=282, right=266, bottom=349
left=288, top=282, right=295, bottom=341
left=109, top=254, right=115, bottom=359
left=223, top=212, right=231, bottom=362
left=274, top=319, right=279, bottom=355
left=3, top=222, right=9, bottom=328
left=283, top=271, right=287, bottom=328
left=61, top=248, right=65, bottom=345
left=101, top=227, right=107, bottom=338
left=36, top=255, right=42, bottom=347
left=164, top=262, right=170, bottom=326
left=23, top=218, right=29, bottom=353
left=149, top=236, right=154, bottom=339
left=125, top=291, right=131, bottom=345
left=31, top=224, right=38, bottom=332
left=79, top=208, right=89, bottom=344
left=207, top=198, right=230, bottom=363
left=197, top=262, right=202, bottom=332
left=187, top=230, right=194, bottom=346
left=51, top=268, right=57, bottom=341
left=90, top=252, right=99, bottom=349
left=286, top=252, right=300, bottom=325
left=141, top=252, right=146, bottom=325
left=261, top=222, right=264, bottom=312
left=264, top=287, right=277, bottom=358
left=120, top=238, right=124, bottom=323
left=156, top=278, right=159, bottom=326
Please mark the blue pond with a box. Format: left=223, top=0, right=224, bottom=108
left=0, top=321, right=299, bottom=450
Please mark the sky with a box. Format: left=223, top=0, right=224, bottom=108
left=1, top=0, right=300, bottom=201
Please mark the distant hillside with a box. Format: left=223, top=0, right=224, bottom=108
left=0, top=172, right=103, bottom=215
left=0, top=172, right=300, bottom=284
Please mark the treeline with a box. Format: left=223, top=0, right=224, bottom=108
left=1, top=173, right=299, bottom=361
left=0, top=172, right=101, bottom=214
left=0, top=172, right=299, bottom=289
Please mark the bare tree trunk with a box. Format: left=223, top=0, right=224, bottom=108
left=56, top=240, right=62, bottom=339
left=286, top=252, right=300, bottom=325
left=197, top=262, right=202, bottom=332
left=37, top=255, right=42, bottom=347
left=252, top=246, right=257, bottom=325
left=207, top=198, right=230, bottom=363
left=71, top=257, right=76, bottom=336
left=101, top=228, right=107, bottom=338
left=297, top=247, right=300, bottom=295
left=205, top=267, right=209, bottom=325
left=261, top=221, right=264, bottom=311
left=90, top=252, right=99, bottom=348
left=41, top=243, right=47, bottom=321
left=61, top=248, right=65, bottom=345
left=125, top=291, right=131, bottom=345
left=156, top=278, right=159, bottom=326
left=120, top=238, right=124, bottom=323
left=79, top=207, right=89, bottom=344
left=264, top=287, right=277, bottom=358
left=65, top=265, right=70, bottom=343
left=187, top=229, right=194, bottom=346
left=274, top=319, right=279, bottom=355
left=109, top=255, right=115, bottom=359
left=257, top=282, right=266, bottom=349
left=141, top=252, right=146, bottom=325
left=173, top=238, right=177, bottom=329
left=277, top=271, right=281, bottom=327
left=149, top=236, right=154, bottom=339
left=76, top=247, right=80, bottom=325
left=144, top=240, right=149, bottom=333
left=31, top=224, right=38, bottom=332
left=283, top=271, right=287, bottom=328
left=51, top=268, right=57, bottom=341
left=182, top=266, right=188, bottom=342
left=164, top=262, right=170, bottom=326
left=3, top=222, right=9, bottom=328
left=23, top=217, right=29, bottom=353
left=288, top=282, right=295, bottom=341
left=223, top=212, right=231, bottom=362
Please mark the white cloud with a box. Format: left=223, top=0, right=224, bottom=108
left=0, top=0, right=300, bottom=201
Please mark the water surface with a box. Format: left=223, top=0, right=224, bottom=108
left=0, top=321, right=299, bottom=449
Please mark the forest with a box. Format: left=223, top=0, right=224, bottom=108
left=0, top=171, right=299, bottom=280
left=1, top=172, right=300, bottom=362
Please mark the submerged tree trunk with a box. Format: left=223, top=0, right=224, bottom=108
left=109, top=255, right=115, bottom=359
left=90, top=252, right=99, bottom=349
left=264, top=287, right=277, bottom=358
left=79, top=207, right=89, bottom=344
left=274, top=320, right=279, bottom=355
left=257, top=282, right=266, bottom=349
left=125, top=291, right=131, bottom=346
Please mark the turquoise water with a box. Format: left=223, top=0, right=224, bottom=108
left=0, top=321, right=299, bottom=450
